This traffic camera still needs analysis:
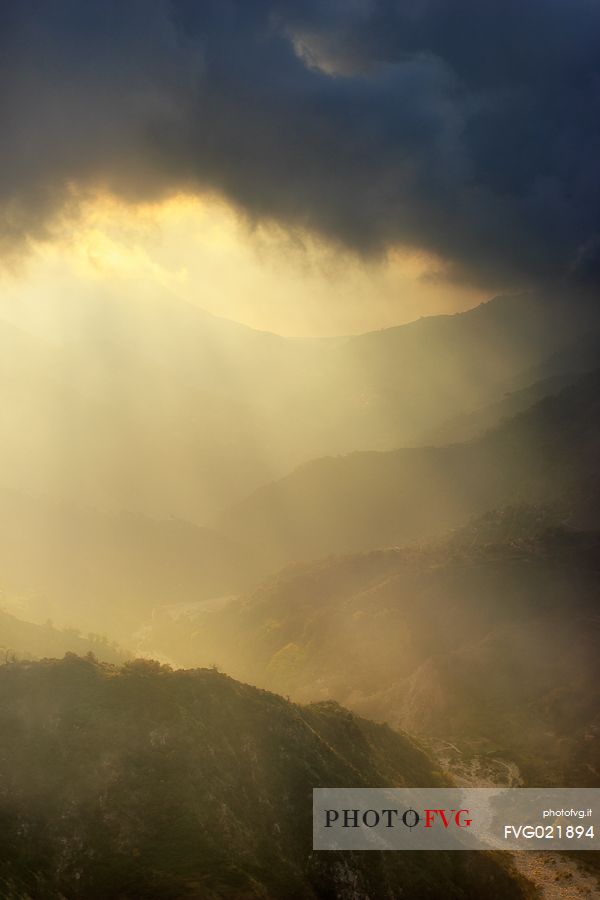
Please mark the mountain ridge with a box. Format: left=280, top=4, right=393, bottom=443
left=0, top=655, right=528, bottom=899
left=144, top=521, right=600, bottom=789
left=217, top=369, right=600, bottom=567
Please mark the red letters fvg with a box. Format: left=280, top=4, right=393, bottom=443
left=424, top=809, right=472, bottom=828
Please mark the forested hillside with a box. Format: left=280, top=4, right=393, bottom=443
left=146, top=519, right=600, bottom=788
left=0, top=656, right=528, bottom=899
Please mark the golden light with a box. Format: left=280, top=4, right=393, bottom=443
left=0, top=191, right=486, bottom=337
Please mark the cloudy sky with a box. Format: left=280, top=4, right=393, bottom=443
left=1, top=0, right=598, bottom=334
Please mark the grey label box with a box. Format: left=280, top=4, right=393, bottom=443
left=313, top=788, right=600, bottom=851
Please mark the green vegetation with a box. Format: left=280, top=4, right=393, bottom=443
left=149, top=522, right=600, bottom=788
left=1, top=291, right=599, bottom=896
left=0, top=656, right=529, bottom=899
left=0, top=607, right=127, bottom=664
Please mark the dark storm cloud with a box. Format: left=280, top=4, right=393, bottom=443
left=1, top=0, right=599, bottom=287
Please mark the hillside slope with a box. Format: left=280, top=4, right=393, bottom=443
left=0, top=608, right=127, bottom=664
left=0, top=656, right=527, bottom=899
left=2, top=287, right=598, bottom=524
left=426, top=329, right=600, bottom=445
left=218, top=371, right=600, bottom=567
left=0, top=491, right=258, bottom=639
left=146, top=521, right=600, bottom=788
left=331, top=289, right=600, bottom=448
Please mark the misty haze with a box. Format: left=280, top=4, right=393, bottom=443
left=1, top=2, right=599, bottom=898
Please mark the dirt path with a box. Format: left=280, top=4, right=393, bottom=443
left=511, top=851, right=600, bottom=899
left=428, top=740, right=600, bottom=898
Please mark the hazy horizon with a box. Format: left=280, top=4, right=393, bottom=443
left=1, top=3, right=599, bottom=897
